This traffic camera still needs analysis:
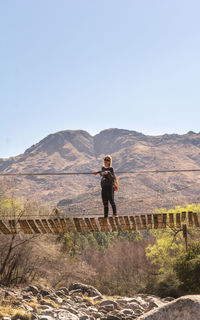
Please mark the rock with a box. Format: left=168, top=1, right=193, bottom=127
left=121, top=309, right=135, bottom=315
left=38, top=305, right=54, bottom=311
left=80, top=316, right=90, bottom=320
left=145, top=296, right=164, bottom=308
left=45, top=294, right=62, bottom=304
left=57, top=310, right=79, bottom=320
left=24, top=304, right=34, bottom=312
left=39, top=309, right=56, bottom=317
left=69, top=289, right=83, bottom=296
left=69, top=283, right=103, bottom=298
left=22, top=293, right=34, bottom=301
left=56, top=289, right=67, bottom=297
left=129, top=297, right=149, bottom=309
left=83, top=299, right=94, bottom=306
left=137, top=295, right=200, bottom=320
left=105, top=315, right=121, bottom=320
left=90, top=312, right=103, bottom=319
left=40, top=289, right=51, bottom=297
left=1, top=284, right=199, bottom=320
left=99, top=300, right=119, bottom=309
left=57, top=287, right=69, bottom=295
left=132, top=308, right=143, bottom=316
left=40, top=300, right=55, bottom=308
left=162, top=297, right=175, bottom=302
left=99, top=304, right=115, bottom=312
left=39, top=316, right=55, bottom=320
left=31, top=313, right=39, bottom=320
left=26, top=285, right=40, bottom=295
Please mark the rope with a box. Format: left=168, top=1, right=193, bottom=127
left=1, top=168, right=200, bottom=176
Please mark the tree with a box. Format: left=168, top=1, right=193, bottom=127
left=174, top=241, right=200, bottom=294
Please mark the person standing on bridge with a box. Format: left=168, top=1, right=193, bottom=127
left=93, top=155, right=118, bottom=218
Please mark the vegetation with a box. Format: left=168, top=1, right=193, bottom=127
left=0, top=195, right=200, bottom=298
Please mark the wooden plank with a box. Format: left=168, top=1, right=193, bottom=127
left=79, top=218, right=89, bottom=232
left=162, top=214, right=167, bottom=228
left=169, top=213, right=174, bottom=228
left=193, top=212, right=200, bottom=227
left=59, top=219, right=68, bottom=233
left=18, top=220, right=33, bottom=234
left=98, top=217, right=106, bottom=232
left=124, top=216, right=131, bottom=231
left=65, top=218, right=76, bottom=232
left=119, top=217, right=127, bottom=231
left=153, top=215, right=158, bottom=229
left=27, top=220, right=41, bottom=234
left=9, top=220, right=17, bottom=234
left=147, top=214, right=152, bottom=229
left=73, top=218, right=82, bottom=232
left=157, top=214, right=162, bottom=228
left=103, top=218, right=110, bottom=232
left=181, top=211, right=187, bottom=222
left=0, top=221, right=11, bottom=234
left=114, top=217, right=122, bottom=231
left=84, top=218, right=94, bottom=232
left=141, top=215, right=147, bottom=229
left=41, top=219, right=53, bottom=233
left=135, top=216, right=142, bottom=230
left=35, top=219, right=47, bottom=234
left=90, top=218, right=99, bottom=232
left=129, top=216, right=136, bottom=230
left=176, top=213, right=181, bottom=228
left=188, top=211, right=193, bottom=227
left=109, top=217, right=117, bottom=232
left=53, top=219, right=63, bottom=233
left=48, top=219, right=59, bottom=233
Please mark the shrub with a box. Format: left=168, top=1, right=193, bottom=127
left=174, top=241, right=200, bottom=294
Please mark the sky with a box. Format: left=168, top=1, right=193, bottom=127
left=1, top=0, right=200, bottom=158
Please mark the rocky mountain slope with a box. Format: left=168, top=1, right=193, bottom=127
left=1, top=283, right=199, bottom=320
left=1, top=129, right=200, bottom=215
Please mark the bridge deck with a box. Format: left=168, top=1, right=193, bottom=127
left=0, top=212, right=199, bottom=235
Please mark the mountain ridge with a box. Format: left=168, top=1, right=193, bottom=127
left=1, top=128, right=200, bottom=215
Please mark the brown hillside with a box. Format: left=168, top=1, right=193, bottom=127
left=1, top=128, right=200, bottom=215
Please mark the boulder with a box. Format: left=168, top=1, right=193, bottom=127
left=39, top=316, right=55, bottom=320
left=99, top=304, right=115, bottom=312
left=57, top=310, right=79, bottom=320
left=69, top=283, right=103, bottom=298
left=99, top=300, right=119, bottom=309
left=26, top=285, right=40, bottom=295
left=138, top=295, right=200, bottom=320
left=57, top=287, right=69, bottom=295
left=40, top=289, right=52, bottom=297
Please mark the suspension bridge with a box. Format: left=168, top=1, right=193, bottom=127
left=0, top=211, right=199, bottom=235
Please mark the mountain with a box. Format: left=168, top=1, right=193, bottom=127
left=1, top=128, right=200, bottom=215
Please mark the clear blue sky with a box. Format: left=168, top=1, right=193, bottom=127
left=1, top=0, right=200, bottom=158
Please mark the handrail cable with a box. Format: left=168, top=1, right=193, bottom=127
left=1, top=168, right=200, bottom=176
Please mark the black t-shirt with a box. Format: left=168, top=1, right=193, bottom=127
left=100, top=166, right=114, bottom=187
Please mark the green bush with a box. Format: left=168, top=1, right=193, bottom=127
left=174, top=242, right=200, bottom=294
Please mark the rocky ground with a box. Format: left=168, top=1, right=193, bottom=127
left=0, top=283, right=200, bottom=320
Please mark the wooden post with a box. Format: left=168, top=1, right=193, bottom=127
left=183, top=224, right=188, bottom=251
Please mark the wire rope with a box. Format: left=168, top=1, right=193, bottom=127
left=1, top=168, right=200, bottom=176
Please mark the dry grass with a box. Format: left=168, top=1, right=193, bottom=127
left=0, top=306, right=31, bottom=319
